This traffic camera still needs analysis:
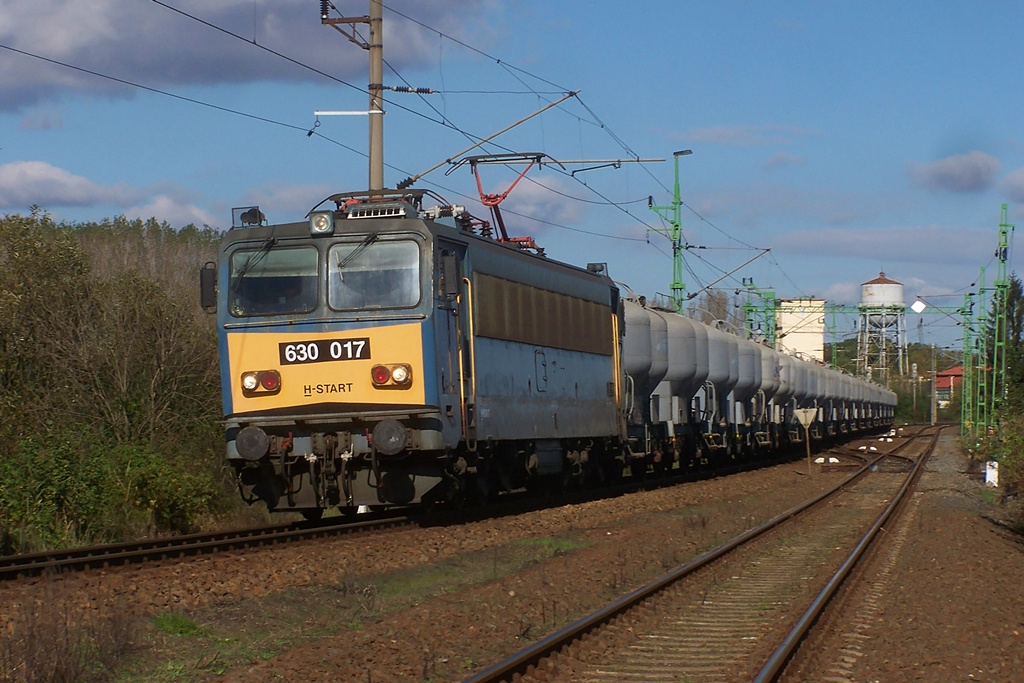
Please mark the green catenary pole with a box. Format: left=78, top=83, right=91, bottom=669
left=649, top=149, right=692, bottom=311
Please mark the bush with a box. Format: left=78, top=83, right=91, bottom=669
left=999, top=415, right=1024, bottom=495
left=0, top=429, right=219, bottom=552
left=0, top=211, right=227, bottom=552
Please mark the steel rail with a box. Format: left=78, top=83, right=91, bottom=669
left=461, top=438, right=914, bottom=683
left=0, top=512, right=413, bottom=581
left=2, top=429, right=907, bottom=583
left=751, top=426, right=943, bottom=682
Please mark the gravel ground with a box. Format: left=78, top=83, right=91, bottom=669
left=786, top=430, right=1024, bottom=682
left=2, top=429, right=1020, bottom=682
left=790, top=432, right=1024, bottom=683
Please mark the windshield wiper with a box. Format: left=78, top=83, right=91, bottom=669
left=231, top=237, right=277, bottom=292
left=336, top=232, right=379, bottom=280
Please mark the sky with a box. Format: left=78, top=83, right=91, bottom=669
left=1, top=0, right=1022, bottom=350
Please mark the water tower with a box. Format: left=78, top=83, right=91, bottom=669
left=856, top=272, right=908, bottom=382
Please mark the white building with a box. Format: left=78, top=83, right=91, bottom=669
left=776, top=298, right=825, bottom=362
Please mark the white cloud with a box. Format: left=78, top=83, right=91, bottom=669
left=692, top=184, right=900, bottom=230
left=773, top=224, right=992, bottom=266
left=676, top=124, right=814, bottom=148
left=818, top=281, right=860, bottom=305
left=124, top=195, right=218, bottom=229
left=908, top=151, right=1001, bottom=193
left=20, top=108, right=64, bottom=130
left=243, top=183, right=337, bottom=218
left=0, top=160, right=140, bottom=208
left=1003, top=166, right=1024, bottom=203
left=0, top=160, right=224, bottom=227
left=764, top=152, right=806, bottom=170
left=0, top=1, right=486, bottom=111
left=497, top=176, right=587, bottom=234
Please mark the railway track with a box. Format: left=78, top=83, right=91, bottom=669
left=0, top=438, right=857, bottom=583
left=463, top=427, right=939, bottom=683
left=0, top=510, right=415, bottom=581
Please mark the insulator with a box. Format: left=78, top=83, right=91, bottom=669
left=387, top=86, right=434, bottom=95
left=320, top=0, right=330, bottom=20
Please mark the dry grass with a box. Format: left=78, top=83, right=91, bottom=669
left=0, top=574, right=136, bottom=683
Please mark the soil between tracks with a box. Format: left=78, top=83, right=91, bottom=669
left=784, top=432, right=1024, bottom=682
left=5, top=432, right=1021, bottom=682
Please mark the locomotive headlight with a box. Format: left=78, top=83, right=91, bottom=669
left=241, top=372, right=260, bottom=391
left=309, top=210, right=335, bottom=236
left=390, top=365, right=410, bottom=384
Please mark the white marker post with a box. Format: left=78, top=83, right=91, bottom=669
left=794, top=408, right=818, bottom=475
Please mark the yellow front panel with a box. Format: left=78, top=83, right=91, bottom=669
left=226, top=322, right=426, bottom=412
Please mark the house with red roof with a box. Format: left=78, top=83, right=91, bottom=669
left=936, top=366, right=963, bottom=407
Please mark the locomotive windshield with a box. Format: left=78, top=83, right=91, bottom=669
left=329, top=238, right=421, bottom=310
left=228, top=246, right=318, bottom=316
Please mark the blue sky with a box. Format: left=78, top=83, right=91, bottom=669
left=1, top=1, right=1022, bottom=348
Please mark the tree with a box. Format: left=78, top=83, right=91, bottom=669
left=1004, top=274, right=1024, bottom=411
left=0, top=212, right=224, bottom=550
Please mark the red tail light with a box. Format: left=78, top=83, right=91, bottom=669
left=371, top=365, right=392, bottom=384
left=260, top=371, right=280, bottom=391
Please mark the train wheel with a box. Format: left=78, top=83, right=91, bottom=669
left=301, top=508, right=324, bottom=521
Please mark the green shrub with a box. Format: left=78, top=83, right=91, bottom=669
left=0, top=212, right=226, bottom=552
left=1000, top=415, right=1024, bottom=495
left=0, top=429, right=219, bottom=553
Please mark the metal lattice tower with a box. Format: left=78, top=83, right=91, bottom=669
left=961, top=290, right=976, bottom=438
left=740, top=278, right=777, bottom=345
left=975, top=266, right=989, bottom=435
left=991, top=203, right=1013, bottom=424
left=648, top=150, right=692, bottom=311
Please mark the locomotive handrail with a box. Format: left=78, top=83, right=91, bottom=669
left=462, top=275, right=478, bottom=451
left=222, top=312, right=427, bottom=329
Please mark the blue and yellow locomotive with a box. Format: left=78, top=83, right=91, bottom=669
left=202, top=189, right=626, bottom=517
left=202, top=189, right=896, bottom=519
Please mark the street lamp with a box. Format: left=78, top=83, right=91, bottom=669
left=910, top=296, right=955, bottom=426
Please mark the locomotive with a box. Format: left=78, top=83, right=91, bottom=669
left=201, top=188, right=895, bottom=518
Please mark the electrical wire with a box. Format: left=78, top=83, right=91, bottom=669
left=13, top=1, right=783, bottom=283
left=150, top=0, right=756, bottom=262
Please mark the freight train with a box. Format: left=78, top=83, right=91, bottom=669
left=201, top=188, right=896, bottom=518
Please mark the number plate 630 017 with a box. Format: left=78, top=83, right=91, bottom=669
left=278, top=337, right=371, bottom=365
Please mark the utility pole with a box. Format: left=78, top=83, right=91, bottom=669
left=649, top=150, right=692, bottom=311
left=930, top=345, right=937, bottom=426
left=911, top=362, right=918, bottom=423
left=320, top=0, right=385, bottom=191
left=974, top=266, right=989, bottom=436
left=367, top=0, right=383, bottom=191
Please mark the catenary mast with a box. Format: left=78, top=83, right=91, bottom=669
left=320, top=0, right=385, bottom=191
